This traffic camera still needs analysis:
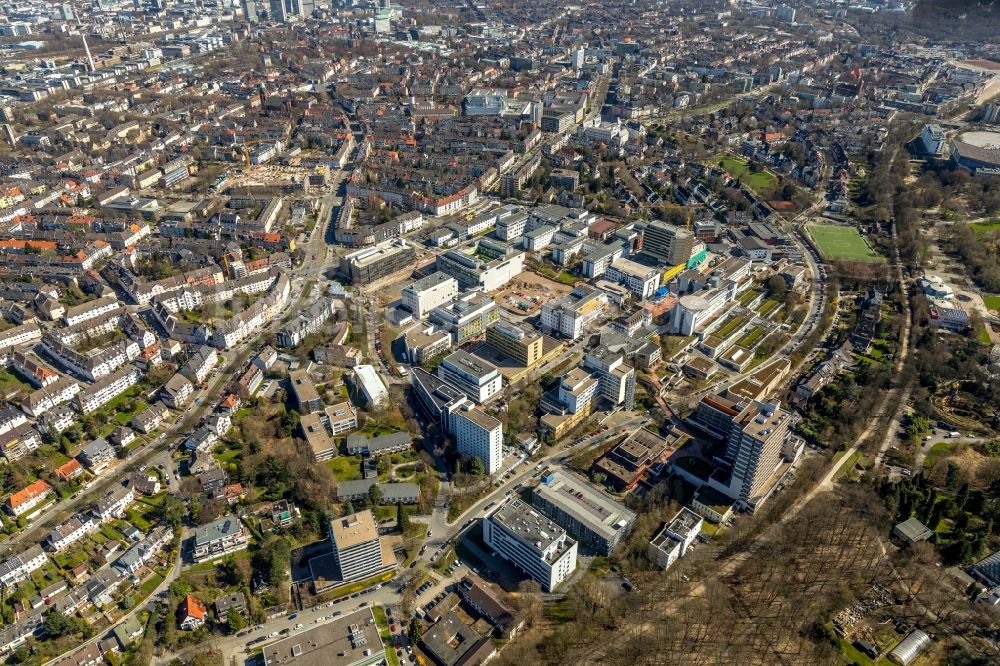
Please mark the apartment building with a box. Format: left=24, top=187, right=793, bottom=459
left=329, top=510, right=389, bottom=582
left=23, top=376, right=80, bottom=418
left=485, top=319, right=543, bottom=367
left=75, top=364, right=141, bottom=414
left=450, top=402, right=503, bottom=475
left=540, top=286, right=608, bottom=340
left=289, top=369, right=322, bottom=414
left=41, top=334, right=139, bottom=382
left=345, top=432, right=411, bottom=457
left=39, top=405, right=74, bottom=435
left=9, top=351, right=59, bottom=388
left=0, top=424, right=41, bottom=462
left=324, top=401, right=359, bottom=436
left=45, top=514, right=99, bottom=552
left=237, top=363, right=264, bottom=397
left=95, top=485, right=135, bottom=521
left=532, top=471, right=636, bottom=555
left=436, top=350, right=503, bottom=403
left=300, top=412, right=336, bottom=463
left=77, top=437, right=116, bottom=474
left=0, top=408, right=27, bottom=436
left=131, top=401, right=169, bottom=433
left=483, top=499, right=578, bottom=592
left=401, top=272, right=458, bottom=319
left=0, top=322, right=41, bottom=356
left=182, top=346, right=217, bottom=385
left=429, top=291, right=499, bottom=343
left=277, top=297, right=337, bottom=348
left=5, top=479, right=53, bottom=517
left=62, top=296, right=119, bottom=327
left=191, top=516, right=249, bottom=563
left=160, top=373, right=194, bottom=409
left=647, top=507, right=703, bottom=570
left=0, top=545, right=47, bottom=588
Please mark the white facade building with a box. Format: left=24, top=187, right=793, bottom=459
left=450, top=402, right=503, bottom=474
left=540, top=287, right=609, bottom=340
left=436, top=350, right=503, bottom=403
left=483, top=499, right=578, bottom=592
left=401, top=272, right=458, bottom=319
left=352, top=364, right=389, bottom=408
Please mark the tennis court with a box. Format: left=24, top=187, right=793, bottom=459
left=806, top=224, right=882, bottom=262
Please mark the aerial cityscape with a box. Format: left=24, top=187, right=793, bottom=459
left=0, top=0, right=997, bottom=664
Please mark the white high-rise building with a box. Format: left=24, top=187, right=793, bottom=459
left=436, top=350, right=502, bottom=403
left=483, top=499, right=578, bottom=592
left=401, top=272, right=458, bottom=319
left=329, top=510, right=387, bottom=582
left=450, top=402, right=503, bottom=474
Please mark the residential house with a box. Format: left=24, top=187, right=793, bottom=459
left=5, top=479, right=53, bottom=517
left=0, top=545, right=48, bottom=588
left=214, top=592, right=247, bottom=617
left=45, top=514, right=99, bottom=552
left=76, top=437, right=116, bottom=474
left=178, top=594, right=207, bottom=631
left=182, top=347, right=217, bottom=385
left=131, top=401, right=169, bottom=433
left=160, top=373, right=194, bottom=409
left=95, top=485, right=135, bottom=522
left=191, top=516, right=248, bottom=563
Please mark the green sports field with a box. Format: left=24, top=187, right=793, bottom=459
left=715, top=155, right=778, bottom=192
left=806, top=224, right=883, bottom=262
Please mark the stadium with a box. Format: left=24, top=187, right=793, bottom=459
left=951, top=130, right=1000, bottom=175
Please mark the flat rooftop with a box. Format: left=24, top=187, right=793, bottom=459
left=533, top=471, right=635, bottom=540
left=454, top=404, right=500, bottom=431
left=329, top=511, right=378, bottom=551
left=491, top=498, right=567, bottom=556
left=665, top=507, right=703, bottom=541
left=441, top=349, right=498, bottom=380
left=262, top=608, right=383, bottom=666
left=289, top=370, right=320, bottom=404
left=404, top=271, right=455, bottom=293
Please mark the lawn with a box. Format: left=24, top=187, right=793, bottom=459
left=969, top=220, right=1000, bottom=235
left=983, top=294, right=1000, bottom=312
left=326, top=455, right=363, bottom=481
left=758, top=299, right=781, bottom=316
left=433, top=547, right=457, bottom=574
left=806, top=225, right=883, bottom=263
left=139, top=572, right=164, bottom=597
left=319, top=570, right=395, bottom=599
left=125, top=507, right=153, bottom=532
left=715, top=155, right=778, bottom=192
left=923, top=441, right=957, bottom=469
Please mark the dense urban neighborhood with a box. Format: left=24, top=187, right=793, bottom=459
left=0, top=0, right=998, bottom=665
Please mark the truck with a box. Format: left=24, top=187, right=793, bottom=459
left=948, top=431, right=961, bottom=439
